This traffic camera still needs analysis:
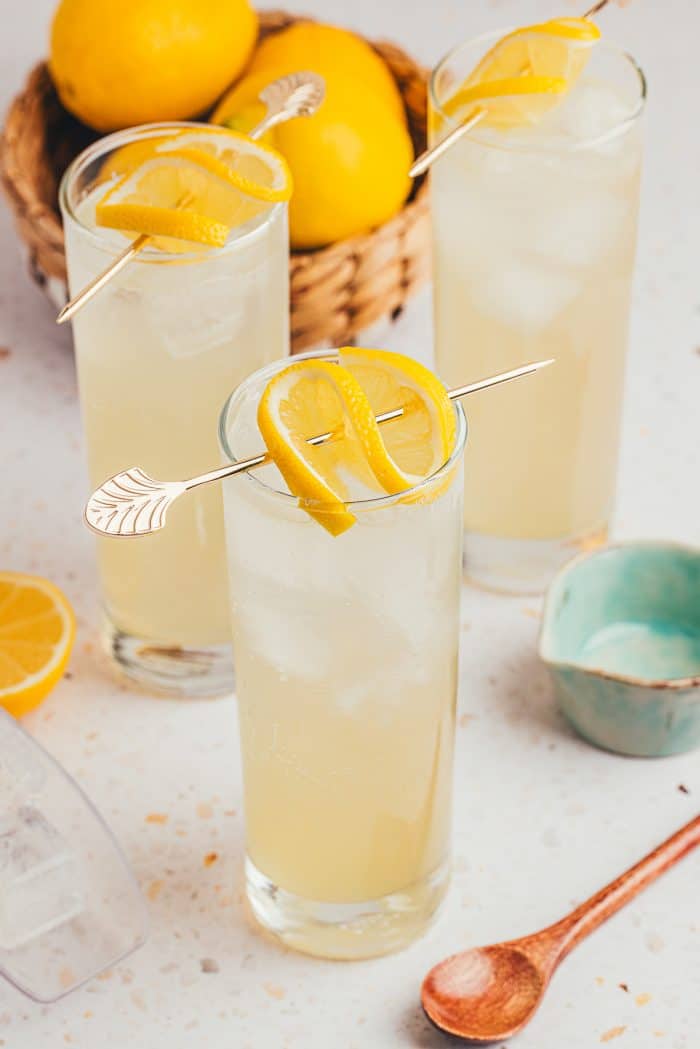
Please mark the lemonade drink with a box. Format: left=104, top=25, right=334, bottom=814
left=430, top=37, right=645, bottom=592
left=60, top=124, right=289, bottom=695
left=220, top=352, right=467, bottom=958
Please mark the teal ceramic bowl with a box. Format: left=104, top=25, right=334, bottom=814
left=539, top=542, right=700, bottom=757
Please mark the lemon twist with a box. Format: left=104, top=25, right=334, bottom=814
left=257, top=349, right=457, bottom=536
left=157, top=129, right=293, bottom=203
left=95, top=128, right=292, bottom=247
left=443, top=75, right=568, bottom=129
left=441, top=16, right=601, bottom=130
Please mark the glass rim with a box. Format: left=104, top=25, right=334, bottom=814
left=429, top=32, right=647, bottom=153
left=218, top=348, right=468, bottom=513
left=58, top=121, right=286, bottom=264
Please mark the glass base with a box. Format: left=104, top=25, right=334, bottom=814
left=101, top=616, right=234, bottom=698
left=463, top=527, right=608, bottom=596
left=245, top=857, right=449, bottom=960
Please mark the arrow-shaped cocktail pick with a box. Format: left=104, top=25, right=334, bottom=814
left=409, top=0, right=612, bottom=178
left=56, top=72, right=325, bottom=325
left=84, top=358, right=554, bottom=538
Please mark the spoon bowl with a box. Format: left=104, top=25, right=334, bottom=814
left=257, top=71, right=325, bottom=126
left=422, top=944, right=546, bottom=1043
left=421, top=815, right=700, bottom=1043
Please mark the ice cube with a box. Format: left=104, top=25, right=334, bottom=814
left=470, top=260, right=581, bottom=334
left=234, top=575, right=333, bottom=682
left=532, top=191, right=631, bottom=270
left=553, top=80, right=634, bottom=143
left=144, top=273, right=247, bottom=360
left=0, top=807, right=84, bottom=950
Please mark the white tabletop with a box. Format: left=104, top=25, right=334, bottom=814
left=1, top=1, right=698, bottom=1046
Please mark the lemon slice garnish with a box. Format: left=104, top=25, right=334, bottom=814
left=469, top=17, right=600, bottom=85
left=97, top=136, right=169, bottom=184
left=338, top=347, right=456, bottom=492
left=257, top=350, right=457, bottom=536
left=157, top=128, right=293, bottom=203
left=441, top=17, right=601, bottom=130
left=443, top=75, right=568, bottom=129
left=258, top=360, right=375, bottom=536
left=95, top=155, right=242, bottom=247
left=95, top=129, right=292, bottom=248
left=0, top=572, right=75, bottom=718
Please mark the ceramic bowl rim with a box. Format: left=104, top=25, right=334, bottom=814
left=538, top=539, right=700, bottom=691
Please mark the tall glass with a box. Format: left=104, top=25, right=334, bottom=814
left=430, top=39, right=645, bottom=593
left=220, top=352, right=467, bottom=959
left=60, top=124, right=289, bottom=696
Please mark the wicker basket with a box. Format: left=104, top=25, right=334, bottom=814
left=0, top=10, right=430, bottom=352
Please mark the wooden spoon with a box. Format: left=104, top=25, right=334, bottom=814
left=422, top=814, right=700, bottom=1043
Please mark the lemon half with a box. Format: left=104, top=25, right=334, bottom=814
left=0, top=573, right=75, bottom=718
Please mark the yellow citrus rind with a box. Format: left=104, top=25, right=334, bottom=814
left=95, top=202, right=230, bottom=246
left=443, top=75, right=568, bottom=127
left=258, top=360, right=375, bottom=536
left=258, top=350, right=457, bottom=535
left=530, top=17, right=601, bottom=42
left=338, top=347, right=456, bottom=492
left=95, top=129, right=292, bottom=245
left=157, top=129, right=293, bottom=202
left=0, top=572, right=75, bottom=718
left=441, top=17, right=601, bottom=132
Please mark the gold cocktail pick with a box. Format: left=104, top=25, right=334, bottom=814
left=409, top=0, right=613, bottom=178
left=84, top=358, right=554, bottom=539
left=56, top=72, right=326, bottom=325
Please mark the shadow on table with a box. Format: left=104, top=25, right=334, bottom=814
left=400, top=1002, right=479, bottom=1048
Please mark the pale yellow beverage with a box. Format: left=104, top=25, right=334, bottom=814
left=430, top=39, right=645, bottom=592
left=60, top=124, right=289, bottom=694
left=220, top=352, right=467, bottom=958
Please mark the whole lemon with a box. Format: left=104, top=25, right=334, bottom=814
left=49, top=0, right=258, bottom=132
left=214, top=73, right=413, bottom=249
left=247, top=22, right=405, bottom=122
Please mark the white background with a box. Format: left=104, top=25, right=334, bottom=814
left=0, top=1, right=698, bottom=1046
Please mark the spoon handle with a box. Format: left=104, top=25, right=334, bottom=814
left=553, top=814, right=700, bottom=960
